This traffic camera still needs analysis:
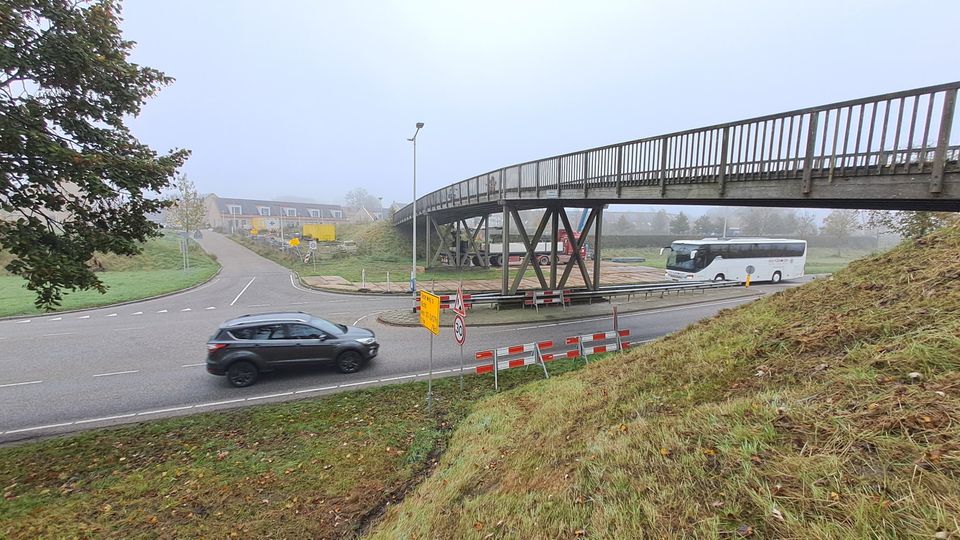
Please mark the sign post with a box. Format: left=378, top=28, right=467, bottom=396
left=309, top=240, right=317, bottom=272
left=419, top=291, right=441, bottom=409
left=454, top=313, right=466, bottom=389
left=745, top=265, right=755, bottom=288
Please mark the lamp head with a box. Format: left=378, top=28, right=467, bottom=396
left=416, top=122, right=424, bottom=129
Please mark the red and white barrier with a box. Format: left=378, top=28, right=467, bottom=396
left=524, top=289, right=571, bottom=312
left=472, top=329, right=633, bottom=390
left=414, top=292, right=473, bottom=312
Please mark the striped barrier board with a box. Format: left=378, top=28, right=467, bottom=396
left=579, top=329, right=630, bottom=342
left=415, top=293, right=473, bottom=312
left=524, top=289, right=571, bottom=312
left=541, top=349, right=581, bottom=362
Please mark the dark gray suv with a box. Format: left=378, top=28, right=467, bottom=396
left=206, top=312, right=379, bottom=387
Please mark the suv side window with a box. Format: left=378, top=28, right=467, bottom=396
left=286, top=324, right=325, bottom=340
left=231, top=324, right=285, bottom=340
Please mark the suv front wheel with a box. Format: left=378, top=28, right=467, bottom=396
left=336, top=350, right=363, bottom=373
left=227, top=360, right=259, bottom=387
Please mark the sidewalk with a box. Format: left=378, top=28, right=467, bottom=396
left=377, top=286, right=764, bottom=327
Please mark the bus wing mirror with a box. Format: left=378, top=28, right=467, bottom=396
left=690, top=250, right=698, bottom=258
left=659, top=247, right=670, bottom=255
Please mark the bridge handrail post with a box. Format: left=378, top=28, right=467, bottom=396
left=802, top=111, right=819, bottom=194
left=658, top=137, right=669, bottom=196
left=718, top=127, right=729, bottom=195
left=931, top=88, right=957, bottom=194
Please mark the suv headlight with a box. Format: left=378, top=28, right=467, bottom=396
left=355, top=337, right=376, bottom=345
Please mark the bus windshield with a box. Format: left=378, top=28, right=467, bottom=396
left=665, top=244, right=702, bottom=271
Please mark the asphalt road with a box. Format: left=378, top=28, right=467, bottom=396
left=0, top=232, right=790, bottom=444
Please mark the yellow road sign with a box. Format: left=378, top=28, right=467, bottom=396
left=289, top=237, right=300, bottom=247
left=419, top=290, right=440, bottom=335
left=250, top=228, right=259, bottom=235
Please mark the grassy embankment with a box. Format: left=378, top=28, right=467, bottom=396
left=369, top=226, right=960, bottom=538
left=0, top=358, right=586, bottom=538
left=604, top=246, right=878, bottom=273
left=0, top=234, right=218, bottom=317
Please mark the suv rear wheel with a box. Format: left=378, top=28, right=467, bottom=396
left=336, top=350, right=363, bottom=373
left=227, top=360, right=258, bottom=387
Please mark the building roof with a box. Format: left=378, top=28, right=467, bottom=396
left=209, top=195, right=344, bottom=219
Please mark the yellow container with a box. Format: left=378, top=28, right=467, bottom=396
left=303, top=223, right=336, bottom=241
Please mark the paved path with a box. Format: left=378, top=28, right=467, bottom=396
left=0, top=231, right=798, bottom=443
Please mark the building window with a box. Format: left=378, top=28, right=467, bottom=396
left=331, top=210, right=343, bottom=219
left=308, top=209, right=321, bottom=218
left=257, top=207, right=270, bottom=216
left=284, top=207, right=297, bottom=217
left=227, top=205, right=242, bottom=215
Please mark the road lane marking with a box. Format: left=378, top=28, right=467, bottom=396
left=137, top=406, right=193, bottom=416
left=180, top=308, right=192, bottom=312
left=181, top=363, right=205, bottom=368
left=157, top=309, right=168, bottom=313
left=294, top=385, right=338, bottom=394
left=77, top=315, right=90, bottom=319
left=4, top=422, right=74, bottom=434
left=230, top=277, right=257, bottom=306
left=132, top=312, right=143, bottom=315
left=247, top=392, right=294, bottom=401
left=247, top=303, right=270, bottom=308
left=75, top=414, right=137, bottom=425
left=353, top=311, right=385, bottom=325
left=50, top=317, right=62, bottom=321
left=205, top=306, right=216, bottom=310
left=92, top=370, right=140, bottom=378
left=290, top=302, right=308, bottom=305
left=0, top=380, right=43, bottom=389
left=195, top=399, right=246, bottom=408
left=115, top=326, right=145, bottom=331
left=42, top=332, right=76, bottom=337
left=106, top=313, right=117, bottom=317
left=15, top=320, right=31, bottom=324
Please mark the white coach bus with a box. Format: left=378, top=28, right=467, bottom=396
left=662, top=238, right=807, bottom=283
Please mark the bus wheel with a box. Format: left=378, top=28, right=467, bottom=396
left=714, top=274, right=725, bottom=281
left=537, top=254, right=550, bottom=266
left=490, top=255, right=502, bottom=267
left=771, top=271, right=782, bottom=284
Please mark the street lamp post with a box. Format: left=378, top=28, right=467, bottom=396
left=408, top=122, right=424, bottom=295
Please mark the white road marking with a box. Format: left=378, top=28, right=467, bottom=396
left=379, top=376, right=402, bottom=382
left=230, top=277, right=257, bottom=306
left=195, top=398, right=246, bottom=408
left=180, top=308, right=192, bottom=312
left=181, top=363, right=205, bottom=368
left=294, top=385, right=338, bottom=394
left=0, top=380, right=43, bottom=389
left=353, top=311, right=384, bottom=325
left=132, top=311, right=143, bottom=315
left=290, top=302, right=308, bottom=305
left=115, top=326, right=145, bottom=331
left=77, top=315, right=90, bottom=319
left=205, top=306, right=216, bottom=310
left=433, top=369, right=452, bottom=375
left=4, top=422, right=74, bottom=434
left=247, top=392, right=294, bottom=401
left=74, top=414, right=136, bottom=425
left=92, top=370, right=140, bottom=378
left=50, top=317, right=62, bottom=321
left=157, top=309, right=168, bottom=313
left=15, top=320, right=31, bottom=324
left=42, top=332, right=76, bottom=337
left=247, top=303, right=270, bottom=308
left=137, top=406, right=193, bottom=416
left=106, top=313, right=117, bottom=317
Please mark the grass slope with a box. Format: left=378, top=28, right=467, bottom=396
left=369, top=227, right=960, bottom=539
left=0, top=235, right=218, bottom=317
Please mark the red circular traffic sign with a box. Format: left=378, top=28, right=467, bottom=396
left=453, top=314, right=466, bottom=345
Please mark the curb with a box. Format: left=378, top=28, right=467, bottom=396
left=0, top=264, right=223, bottom=322
left=376, top=289, right=766, bottom=328
left=293, top=272, right=413, bottom=297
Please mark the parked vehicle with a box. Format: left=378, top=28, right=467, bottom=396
left=662, top=237, right=807, bottom=283
left=206, top=312, right=378, bottom=387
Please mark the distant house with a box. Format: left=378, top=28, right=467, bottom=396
left=204, top=194, right=347, bottom=234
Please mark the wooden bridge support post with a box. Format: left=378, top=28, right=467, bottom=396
left=484, top=216, right=491, bottom=268
left=592, top=206, right=603, bottom=290
left=425, top=214, right=432, bottom=269
left=456, top=220, right=462, bottom=269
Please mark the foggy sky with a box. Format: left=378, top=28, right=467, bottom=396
left=121, top=0, right=959, bottom=212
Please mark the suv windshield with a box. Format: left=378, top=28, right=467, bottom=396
left=311, top=318, right=346, bottom=335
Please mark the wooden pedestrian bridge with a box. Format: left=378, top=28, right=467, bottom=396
left=393, top=81, right=960, bottom=294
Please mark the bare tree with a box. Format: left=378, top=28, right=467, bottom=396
left=821, top=209, right=860, bottom=254
left=165, top=175, right=206, bottom=269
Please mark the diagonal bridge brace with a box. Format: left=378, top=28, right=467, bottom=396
left=508, top=209, right=552, bottom=294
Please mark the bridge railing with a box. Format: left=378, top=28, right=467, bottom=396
left=395, top=82, right=960, bottom=224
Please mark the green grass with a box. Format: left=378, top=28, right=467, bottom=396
left=0, top=234, right=218, bottom=317
left=367, top=226, right=960, bottom=538
left=0, top=357, right=586, bottom=539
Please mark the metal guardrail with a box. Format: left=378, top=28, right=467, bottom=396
left=436, top=280, right=741, bottom=309
left=395, top=81, right=960, bottom=225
